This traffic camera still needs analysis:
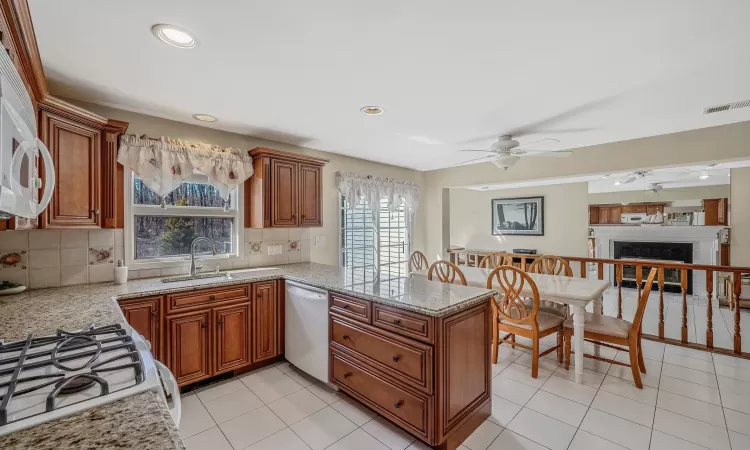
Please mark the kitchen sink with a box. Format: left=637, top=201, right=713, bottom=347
left=161, top=272, right=233, bottom=283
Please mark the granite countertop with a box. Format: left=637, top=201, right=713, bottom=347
left=0, top=262, right=494, bottom=449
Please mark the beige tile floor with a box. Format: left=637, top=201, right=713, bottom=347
left=179, top=334, right=750, bottom=450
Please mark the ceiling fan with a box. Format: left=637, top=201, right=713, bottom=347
left=455, top=135, right=572, bottom=170
left=613, top=164, right=719, bottom=185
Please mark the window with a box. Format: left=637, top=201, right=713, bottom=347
left=128, top=172, right=242, bottom=263
left=340, top=196, right=410, bottom=289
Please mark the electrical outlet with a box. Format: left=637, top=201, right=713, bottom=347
left=268, top=244, right=283, bottom=255
left=315, top=236, right=326, bottom=247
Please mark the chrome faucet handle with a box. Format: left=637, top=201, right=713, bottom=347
left=215, top=265, right=220, bottom=274
left=194, top=259, right=203, bottom=273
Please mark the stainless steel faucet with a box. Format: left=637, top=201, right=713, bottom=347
left=189, top=237, right=217, bottom=276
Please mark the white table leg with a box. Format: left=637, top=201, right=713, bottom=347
left=572, top=305, right=586, bottom=384
left=592, top=296, right=603, bottom=357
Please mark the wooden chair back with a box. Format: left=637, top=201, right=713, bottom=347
left=631, top=268, right=657, bottom=335
left=427, top=260, right=467, bottom=286
left=409, top=251, right=429, bottom=272
left=528, top=255, right=573, bottom=277
left=487, top=265, right=540, bottom=326
left=478, top=253, right=513, bottom=269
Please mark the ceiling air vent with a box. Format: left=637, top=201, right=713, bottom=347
left=703, top=100, right=750, bottom=115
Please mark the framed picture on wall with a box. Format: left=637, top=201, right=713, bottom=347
left=491, top=196, right=544, bottom=236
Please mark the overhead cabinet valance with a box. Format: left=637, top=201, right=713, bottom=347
left=118, top=134, right=254, bottom=201
left=336, top=172, right=420, bottom=213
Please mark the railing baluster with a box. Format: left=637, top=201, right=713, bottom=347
left=580, top=261, right=586, bottom=279
left=636, top=264, right=643, bottom=301
left=597, top=262, right=604, bottom=280
left=681, top=268, right=688, bottom=344
left=521, top=257, right=527, bottom=272
left=616, top=264, right=623, bottom=319
left=706, top=270, right=714, bottom=349
left=658, top=267, right=665, bottom=339
left=734, top=272, right=742, bottom=354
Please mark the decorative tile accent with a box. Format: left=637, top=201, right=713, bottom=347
left=248, top=241, right=262, bottom=255
left=288, top=240, right=300, bottom=252
left=0, top=250, right=27, bottom=269
left=89, top=247, right=114, bottom=265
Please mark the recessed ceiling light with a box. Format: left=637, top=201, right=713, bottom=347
left=613, top=181, right=622, bottom=186
left=601, top=174, right=610, bottom=179
left=152, top=24, right=196, bottom=49
left=699, top=173, right=710, bottom=179
left=192, top=114, right=216, bottom=122
left=360, top=106, right=384, bottom=116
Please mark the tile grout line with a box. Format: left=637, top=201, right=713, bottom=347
left=713, top=353, right=734, bottom=450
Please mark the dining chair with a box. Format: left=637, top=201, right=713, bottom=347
left=409, top=250, right=429, bottom=272
left=477, top=253, right=513, bottom=269
left=427, top=260, right=467, bottom=286
left=563, top=267, right=657, bottom=388
left=525, top=255, right=572, bottom=318
left=488, top=265, right=564, bottom=378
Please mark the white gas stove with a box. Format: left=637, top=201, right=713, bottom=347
left=0, top=323, right=180, bottom=436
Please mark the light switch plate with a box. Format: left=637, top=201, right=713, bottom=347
left=268, top=244, right=283, bottom=255
left=315, top=236, right=326, bottom=247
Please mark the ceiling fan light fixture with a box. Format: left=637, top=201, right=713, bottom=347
left=699, top=172, right=710, bottom=179
left=192, top=114, right=217, bottom=122
left=152, top=24, right=196, bottom=49
left=360, top=106, right=384, bottom=116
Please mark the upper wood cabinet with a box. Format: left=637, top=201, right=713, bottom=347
left=246, top=148, right=328, bottom=228
left=589, top=203, right=664, bottom=225
left=704, top=198, right=728, bottom=226
left=588, top=206, right=599, bottom=225
left=39, top=110, right=102, bottom=227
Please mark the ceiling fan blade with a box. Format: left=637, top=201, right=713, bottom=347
left=514, top=150, right=572, bottom=157
left=459, top=149, right=496, bottom=153
left=621, top=176, right=638, bottom=184
left=507, top=95, right=619, bottom=136
left=454, top=134, right=501, bottom=145
left=513, top=138, right=560, bottom=151
left=528, top=127, right=597, bottom=134
left=448, top=155, right=500, bottom=167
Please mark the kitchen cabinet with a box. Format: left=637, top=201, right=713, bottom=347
left=167, top=310, right=211, bottom=385
left=39, top=110, right=101, bottom=228
left=119, top=296, right=161, bottom=360
left=590, top=203, right=664, bottom=225
left=246, top=148, right=327, bottom=228
left=609, top=206, right=622, bottom=224
left=252, top=281, right=279, bottom=363
left=704, top=198, right=728, bottom=226
left=588, top=206, right=599, bottom=225
left=597, top=206, right=610, bottom=224
left=646, top=204, right=664, bottom=215
left=214, top=303, right=252, bottom=373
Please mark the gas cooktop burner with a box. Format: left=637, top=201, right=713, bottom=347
left=54, top=375, right=97, bottom=395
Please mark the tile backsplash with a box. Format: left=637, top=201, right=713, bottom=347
left=0, top=228, right=311, bottom=289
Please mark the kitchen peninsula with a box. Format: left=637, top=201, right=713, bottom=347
left=0, top=263, right=495, bottom=450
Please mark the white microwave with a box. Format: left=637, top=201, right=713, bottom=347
left=0, top=46, right=54, bottom=219
left=621, top=213, right=648, bottom=224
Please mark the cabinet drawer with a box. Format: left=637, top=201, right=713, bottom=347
left=166, top=285, right=250, bottom=314
left=372, top=304, right=434, bottom=344
left=331, top=317, right=432, bottom=393
left=332, top=351, right=430, bottom=439
left=330, top=294, right=371, bottom=323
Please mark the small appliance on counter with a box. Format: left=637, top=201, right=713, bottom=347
left=621, top=213, right=648, bottom=224
left=0, top=322, right=180, bottom=436
left=114, top=260, right=128, bottom=285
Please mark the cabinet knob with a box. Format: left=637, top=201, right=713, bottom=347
left=151, top=309, right=157, bottom=316
left=392, top=355, right=400, bottom=362
left=257, top=292, right=262, bottom=299
left=341, top=304, right=350, bottom=309
left=217, top=319, right=223, bottom=326
left=201, top=322, right=207, bottom=329
left=343, top=372, right=352, bottom=379
left=342, top=334, right=350, bottom=340
left=393, top=319, right=402, bottom=325
left=301, top=214, right=306, bottom=220
left=393, top=400, right=403, bottom=409
left=209, top=295, right=216, bottom=301
left=292, top=214, right=296, bottom=222
left=92, top=209, right=100, bottom=215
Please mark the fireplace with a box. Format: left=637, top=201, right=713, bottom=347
left=613, top=241, right=693, bottom=294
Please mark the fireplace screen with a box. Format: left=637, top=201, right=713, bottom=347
left=613, top=241, right=693, bottom=294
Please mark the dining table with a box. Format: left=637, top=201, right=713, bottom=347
left=411, top=266, right=610, bottom=384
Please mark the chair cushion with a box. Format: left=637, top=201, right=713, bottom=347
left=500, top=311, right=565, bottom=332
left=523, top=298, right=568, bottom=318
left=563, top=312, right=632, bottom=339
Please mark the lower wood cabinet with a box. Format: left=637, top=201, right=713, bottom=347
left=167, top=310, right=211, bottom=385
left=119, top=296, right=160, bottom=359
left=214, top=303, right=252, bottom=374
left=252, top=281, right=278, bottom=363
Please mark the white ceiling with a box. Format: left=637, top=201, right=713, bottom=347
left=28, top=0, right=750, bottom=171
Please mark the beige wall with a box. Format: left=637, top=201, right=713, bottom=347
left=424, top=121, right=750, bottom=258
left=588, top=185, right=730, bottom=205
left=69, top=101, right=426, bottom=268
left=730, top=167, right=750, bottom=266
left=449, top=183, right=589, bottom=258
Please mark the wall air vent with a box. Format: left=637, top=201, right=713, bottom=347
left=702, top=100, right=750, bottom=115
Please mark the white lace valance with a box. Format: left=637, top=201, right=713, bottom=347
left=336, top=172, right=419, bottom=213
left=118, top=134, right=254, bottom=202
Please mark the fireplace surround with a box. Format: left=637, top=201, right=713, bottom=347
left=613, top=241, right=693, bottom=294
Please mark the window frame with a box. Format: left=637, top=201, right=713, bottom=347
left=338, top=194, right=411, bottom=288
left=124, top=170, right=245, bottom=270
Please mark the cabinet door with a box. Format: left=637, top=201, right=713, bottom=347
left=646, top=205, right=663, bottom=215
left=703, top=199, right=719, bottom=225
left=610, top=206, right=622, bottom=224
left=298, top=164, right=322, bottom=227
left=39, top=111, right=101, bottom=227
left=167, top=311, right=211, bottom=385
left=270, top=159, right=298, bottom=227
left=120, top=296, right=161, bottom=360
left=588, top=206, right=599, bottom=224
left=598, top=207, right=610, bottom=224
left=214, top=303, right=251, bottom=373
left=718, top=198, right=727, bottom=225
left=252, top=281, right=279, bottom=363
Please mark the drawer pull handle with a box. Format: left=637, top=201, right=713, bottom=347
left=343, top=372, right=352, bottom=379
left=393, top=400, right=403, bottom=409
left=393, top=319, right=402, bottom=325
left=342, top=335, right=350, bottom=340
left=341, top=304, right=350, bottom=309
left=209, top=295, right=216, bottom=301
left=392, top=355, right=400, bottom=362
